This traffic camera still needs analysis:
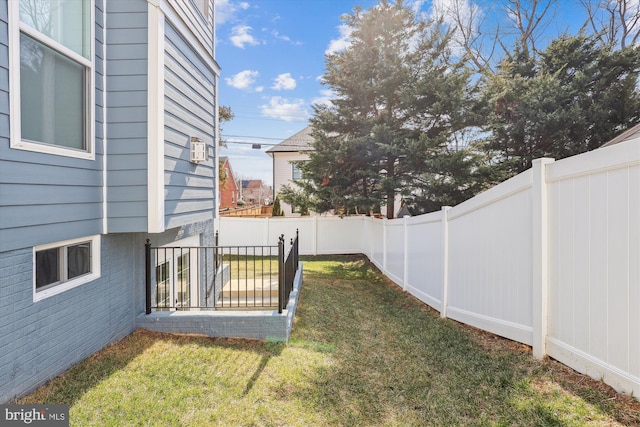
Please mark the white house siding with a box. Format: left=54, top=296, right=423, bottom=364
left=0, top=0, right=105, bottom=253
left=163, top=20, right=216, bottom=230
left=273, top=151, right=310, bottom=215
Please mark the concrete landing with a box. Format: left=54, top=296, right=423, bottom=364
left=137, top=263, right=304, bottom=342
left=217, top=278, right=279, bottom=308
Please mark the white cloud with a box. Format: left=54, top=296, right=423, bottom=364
left=272, top=73, right=297, bottom=90
left=325, top=23, right=353, bottom=55
left=311, top=89, right=336, bottom=108
left=225, top=70, right=259, bottom=90
left=215, top=1, right=252, bottom=25
left=215, top=0, right=237, bottom=25
left=274, top=31, right=291, bottom=42
left=272, top=30, right=303, bottom=45
left=259, top=97, right=310, bottom=122
left=430, top=0, right=483, bottom=48
left=230, top=25, right=259, bottom=48
left=408, top=0, right=428, bottom=14
left=433, top=0, right=481, bottom=26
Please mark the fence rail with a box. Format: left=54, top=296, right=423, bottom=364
left=145, top=231, right=299, bottom=313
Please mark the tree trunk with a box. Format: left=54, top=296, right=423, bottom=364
left=386, top=158, right=395, bottom=219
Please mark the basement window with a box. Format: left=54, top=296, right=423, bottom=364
left=33, top=235, right=101, bottom=301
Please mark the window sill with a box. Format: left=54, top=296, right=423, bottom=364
left=34, top=273, right=100, bottom=302
left=12, top=140, right=95, bottom=161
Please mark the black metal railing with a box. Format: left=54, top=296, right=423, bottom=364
left=145, top=230, right=299, bottom=314
left=279, top=230, right=299, bottom=312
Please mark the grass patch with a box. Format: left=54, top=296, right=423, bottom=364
left=222, top=255, right=279, bottom=279
left=19, top=255, right=640, bottom=426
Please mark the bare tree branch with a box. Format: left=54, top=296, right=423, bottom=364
left=505, top=0, right=556, bottom=58
left=580, top=0, right=640, bottom=49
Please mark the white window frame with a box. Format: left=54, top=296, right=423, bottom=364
left=33, top=235, right=101, bottom=302
left=8, top=0, right=96, bottom=160
left=291, top=160, right=302, bottom=181
left=155, top=235, right=200, bottom=310
left=292, top=161, right=307, bottom=181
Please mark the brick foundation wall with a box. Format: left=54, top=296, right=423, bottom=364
left=137, top=263, right=304, bottom=341
left=0, top=234, right=145, bottom=403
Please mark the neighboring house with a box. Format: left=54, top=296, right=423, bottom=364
left=0, top=0, right=219, bottom=402
left=241, top=179, right=272, bottom=205
left=219, top=156, right=238, bottom=209
left=266, top=126, right=314, bottom=215
left=600, top=123, right=640, bottom=147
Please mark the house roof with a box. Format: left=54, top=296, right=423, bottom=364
left=219, top=156, right=237, bottom=183
left=600, top=123, right=640, bottom=148
left=266, top=126, right=314, bottom=154
left=243, top=179, right=263, bottom=189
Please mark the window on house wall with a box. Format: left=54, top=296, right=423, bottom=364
left=11, top=0, right=94, bottom=159
left=292, top=162, right=305, bottom=181
left=33, top=235, right=101, bottom=301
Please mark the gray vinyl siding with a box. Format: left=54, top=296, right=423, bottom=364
left=0, top=0, right=104, bottom=253
left=105, top=0, right=149, bottom=233
left=163, top=21, right=215, bottom=229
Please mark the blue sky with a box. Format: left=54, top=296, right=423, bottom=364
left=214, top=0, right=587, bottom=185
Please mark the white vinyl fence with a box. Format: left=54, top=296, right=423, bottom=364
left=219, top=139, right=639, bottom=399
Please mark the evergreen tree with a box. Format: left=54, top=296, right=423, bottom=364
left=278, top=180, right=311, bottom=216
left=271, top=196, right=284, bottom=217
left=480, top=35, right=640, bottom=176
left=307, top=0, right=477, bottom=217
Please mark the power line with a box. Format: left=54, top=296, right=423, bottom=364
left=223, top=134, right=286, bottom=141
left=222, top=140, right=315, bottom=149
left=223, top=140, right=278, bottom=147
left=225, top=114, right=310, bottom=122
left=222, top=134, right=315, bottom=148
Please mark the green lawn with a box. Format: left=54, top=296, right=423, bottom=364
left=19, top=255, right=640, bottom=426
left=222, top=254, right=279, bottom=279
